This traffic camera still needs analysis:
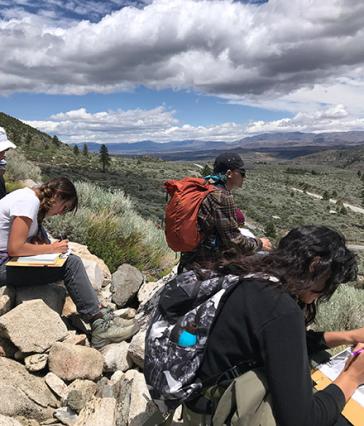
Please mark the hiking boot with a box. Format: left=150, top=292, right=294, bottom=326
left=91, top=315, right=139, bottom=349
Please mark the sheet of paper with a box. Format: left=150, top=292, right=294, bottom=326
left=17, top=253, right=61, bottom=263
left=239, top=227, right=256, bottom=239
left=318, top=348, right=364, bottom=407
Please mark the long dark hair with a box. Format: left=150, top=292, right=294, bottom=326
left=206, top=225, right=358, bottom=324
left=36, top=177, right=78, bottom=224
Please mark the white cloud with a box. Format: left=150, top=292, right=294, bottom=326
left=0, top=0, right=363, bottom=103
left=246, top=104, right=364, bottom=134
left=26, top=106, right=245, bottom=143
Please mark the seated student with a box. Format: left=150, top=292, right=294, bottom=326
left=184, top=225, right=363, bottom=426
left=0, top=177, right=138, bottom=348
left=179, top=152, right=271, bottom=272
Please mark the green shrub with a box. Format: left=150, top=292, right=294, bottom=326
left=5, top=149, right=42, bottom=182
left=46, top=182, right=174, bottom=277
left=315, top=285, right=364, bottom=331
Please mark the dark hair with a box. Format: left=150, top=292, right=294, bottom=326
left=208, top=225, right=357, bottom=324
left=36, top=177, right=78, bottom=224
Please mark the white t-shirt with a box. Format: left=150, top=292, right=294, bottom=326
left=0, top=187, right=40, bottom=253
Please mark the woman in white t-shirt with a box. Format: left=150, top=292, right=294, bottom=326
left=0, top=177, right=138, bottom=348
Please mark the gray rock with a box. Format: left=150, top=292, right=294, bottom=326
left=74, top=397, right=116, bottom=426
left=61, top=331, right=87, bottom=347
left=15, top=284, right=66, bottom=315
left=127, top=329, right=145, bottom=369
left=24, top=354, right=48, bottom=372
left=0, top=300, right=68, bottom=353
left=0, top=414, right=23, bottom=426
left=0, top=286, right=16, bottom=316
left=48, top=343, right=103, bottom=381
left=111, top=264, right=144, bottom=307
left=66, top=380, right=97, bottom=413
left=100, top=341, right=132, bottom=373
left=54, top=407, right=78, bottom=426
left=0, top=357, right=58, bottom=421
left=45, top=373, right=69, bottom=400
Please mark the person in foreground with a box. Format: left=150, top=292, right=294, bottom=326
left=179, top=152, right=271, bottom=272
left=185, top=225, right=363, bottom=426
left=0, top=177, right=138, bottom=348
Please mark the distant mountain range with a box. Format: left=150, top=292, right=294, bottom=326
left=77, top=131, right=364, bottom=156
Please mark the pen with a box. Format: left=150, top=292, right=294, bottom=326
left=351, top=348, right=364, bottom=357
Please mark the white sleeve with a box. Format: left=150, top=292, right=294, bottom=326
left=9, top=195, right=39, bottom=223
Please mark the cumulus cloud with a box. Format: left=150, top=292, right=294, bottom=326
left=26, top=106, right=245, bottom=143
left=246, top=104, right=364, bottom=134
left=0, top=0, right=363, bottom=107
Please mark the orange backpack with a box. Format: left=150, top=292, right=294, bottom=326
left=164, top=177, right=217, bottom=252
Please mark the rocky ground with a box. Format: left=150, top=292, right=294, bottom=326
left=0, top=241, right=178, bottom=426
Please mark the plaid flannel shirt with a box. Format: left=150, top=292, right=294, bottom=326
left=180, top=187, right=262, bottom=269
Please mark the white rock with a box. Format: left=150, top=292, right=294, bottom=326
left=0, top=414, right=23, bottom=425
left=0, top=286, right=15, bottom=316
left=127, top=329, right=146, bottom=369
left=45, top=372, right=69, bottom=400
left=54, top=406, right=78, bottom=425
left=0, top=300, right=68, bottom=353
left=101, top=342, right=132, bottom=373
left=66, top=380, right=97, bottom=413
left=24, top=354, right=48, bottom=372
left=74, top=397, right=116, bottom=426
left=79, top=258, right=103, bottom=291
left=137, top=280, right=164, bottom=306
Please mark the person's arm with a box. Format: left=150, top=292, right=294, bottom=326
left=8, top=216, right=68, bottom=256
left=260, top=310, right=346, bottom=426
left=324, top=328, right=364, bottom=348
left=210, top=191, right=265, bottom=254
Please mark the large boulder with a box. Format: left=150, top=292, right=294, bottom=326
left=0, top=300, right=68, bottom=353
left=15, top=283, right=66, bottom=315
left=48, top=343, right=103, bottom=381
left=111, top=264, right=144, bottom=307
left=0, top=415, right=23, bottom=426
left=0, top=357, right=58, bottom=421
left=0, top=286, right=16, bottom=316
left=69, top=242, right=111, bottom=288
left=127, top=329, right=145, bottom=369
left=74, top=397, right=116, bottom=426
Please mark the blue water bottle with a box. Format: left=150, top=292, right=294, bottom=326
left=178, top=328, right=198, bottom=347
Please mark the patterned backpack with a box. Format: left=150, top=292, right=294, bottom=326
left=144, top=269, right=244, bottom=414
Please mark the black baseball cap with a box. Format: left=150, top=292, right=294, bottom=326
left=213, top=152, right=246, bottom=177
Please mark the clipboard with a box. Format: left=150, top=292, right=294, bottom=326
left=312, top=367, right=364, bottom=425
left=6, top=255, right=67, bottom=268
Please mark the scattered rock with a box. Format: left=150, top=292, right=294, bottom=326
left=66, top=380, right=97, bottom=414
left=48, top=343, right=103, bottom=381
left=24, top=354, right=48, bottom=372
left=0, top=300, right=68, bottom=354
left=62, top=297, right=77, bottom=318
left=0, top=414, right=23, bottom=425
left=79, top=258, right=103, bottom=291
left=127, top=329, right=146, bottom=369
left=137, top=280, right=164, bottom=306
left=14, top=417, right=40, bottom=426
left=15, top=284, right=66, bottom=315
left=62, top=332, right=87, bottom=346
left=45, top=373, right=69, bottom=400
left=100, top=341, right=132, bottom=373
left=0, top=357, right=58, bottom=421
left=54, top=407, right=78, bottom=426
left=74, top=397, right=116, bottom=426
left=113, top=307, right=136, bottom=319
left=0, top=286, right=16, bottom=316
left=111, top=264, right=144, bottom=307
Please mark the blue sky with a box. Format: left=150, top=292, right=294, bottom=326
left=0, top=0, right=364, bottom=144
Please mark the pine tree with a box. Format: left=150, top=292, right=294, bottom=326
left=52, top=135, right=61, bottom=146
left=82, top=143, right=89, bottom=156
left=73, top=145, right=80, bottom=155
left=264, top=221, right=277, bottom=238
left=99, top=144, right=110, bottom=172
left=200, top=164, right=212, bottom=177
left=25, top=133, right=32, bottom=145
left=322, top=190, right=330, bottom=201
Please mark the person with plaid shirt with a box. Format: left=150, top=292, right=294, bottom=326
left=179, top=152, right=271, bottom=271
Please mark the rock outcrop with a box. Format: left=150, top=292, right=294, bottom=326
left=0, top=240, right=177, bottom=425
